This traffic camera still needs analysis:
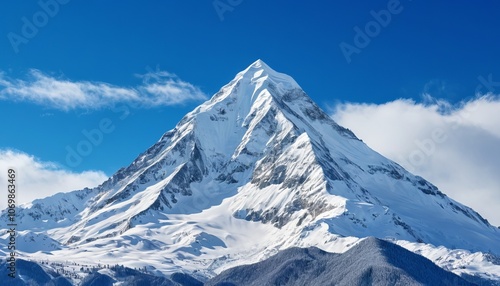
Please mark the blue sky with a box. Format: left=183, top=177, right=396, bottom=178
left=1, top=1, right=500, bottom=224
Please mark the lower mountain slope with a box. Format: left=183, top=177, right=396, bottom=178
left=0, top=258, right=203, bottom=286
left=0, top=259, right=72, bottom=286
left=206, top=237, right=474, bottom=286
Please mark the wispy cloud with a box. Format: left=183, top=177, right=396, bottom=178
left=0, top=149, right=108, bottom=210
left=330, top=95, right=500, bottom=226
left=0, top=69, right=208, bottom=111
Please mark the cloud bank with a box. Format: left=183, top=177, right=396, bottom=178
left=0, top=149, right=108, bottom=210
left=0, top=69, right=207, bottom=111
left=331, top=95, right=500, bottom=226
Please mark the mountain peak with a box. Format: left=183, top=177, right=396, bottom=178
left=249, top=59, right=269, bottom=69
left=234, top=59, right=301, bottom=91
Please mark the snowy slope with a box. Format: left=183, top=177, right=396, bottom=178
left=1, top=60, right=500, bottom=283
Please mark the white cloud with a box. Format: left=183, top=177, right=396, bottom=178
left=0, top=149, right=108, bottom=210
left=0, top=69, right=207, bottom=111
left=331, top=95, right=500, bottom=226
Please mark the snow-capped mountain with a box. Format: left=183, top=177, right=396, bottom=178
left=2, top=60, right=500, bottom=284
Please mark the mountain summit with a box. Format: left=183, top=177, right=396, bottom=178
left=3, top=60, right=500, bottom=282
